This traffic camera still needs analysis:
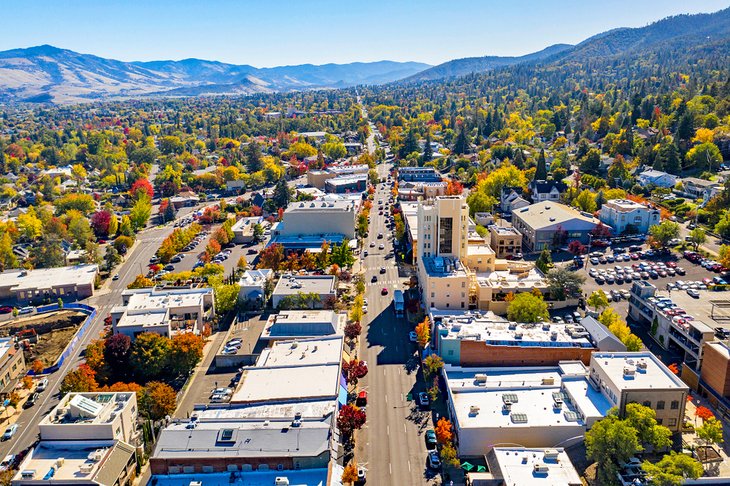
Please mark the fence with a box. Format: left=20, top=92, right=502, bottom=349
left=27, top=303, right=97, bottom=375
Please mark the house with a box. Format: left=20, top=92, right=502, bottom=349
left=638, top=169, right=677, bottom=188
left=599, top=199, right=660, bottom=235
left=0, top=264, right=98, bottom=305
left=679, top=177, right=721, bottom=201
left=530, top=180, right=567, bottom=204
left=500, top=186, right=526, bottom=213
left=271, top=275, right=337, bottom=310
left=511, top=202, right=604, bottom=252
left=111, top=287, right=215, bottom=339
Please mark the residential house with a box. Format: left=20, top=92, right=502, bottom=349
left=638, top=170, right=677, bottom=188
left=599, top=199, right=660, bottom=234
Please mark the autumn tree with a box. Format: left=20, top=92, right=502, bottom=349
left=130, top=178, right=154, bottom=200
left=587, top=290, right=609, bottom=312
left=104, top=333, right=132, bottom=371
left=341, top=463, right=358, bottom=485
left=170, top=333, right=205, bottom=375
left=344, top=321, right=362, bottom=341
left=127, top=274, right=154, bottom=289
left=60, top=364, right=98, bottom=393
left=435, top=417, right=454, bottom=444
left=257, top=243, right=284, bottom=270
left=84, top=339, right=106, bottom=371
left=415, top=317, right=430, bottom=348
left=423, top=354, right=444, bottom=378
left=337, top=404, right=367, bottom=439
left=130, top=332, right=171, bottom=379
left=140, top=381, right=177, bottom=420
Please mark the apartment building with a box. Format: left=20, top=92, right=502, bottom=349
left=488, top=225, right=522, bottom=258
left=599, top=199, right=660, bottom=234
left=0, top=338, right=25, bottom=396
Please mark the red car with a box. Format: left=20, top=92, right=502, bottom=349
left=381, top=287, right=389, bottom=295
left=666, top=261, right=677, bottom=268
left=0, top=306, right=12, bottom=314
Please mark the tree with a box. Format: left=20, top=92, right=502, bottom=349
left=17, top=210, right=43, bottom=240
left=342, top=359, right=368, bottom=387
left=104, top=333, right=132, bottom=373
left=546, top=267, right=585, bottom=300
left=580, top=148, right=602, bottom=174
left=60, top=364, right=98, bottom=393
left=252, top=223, right=265, bottom=243
left=170, top=333, right=205, bottom=375
left=90, top=210, right=113, bottom=238
left=567, top=240, right=586, bottom=256
left=213, top=283, right=240, bottom=315
left=648, top=221, right=680, bottom=250
left=104, top=245, right=121, bottom=272
left=330, top=241, right=355, bottom=268
left=453, top=126, right=470, bottom=155
left=31, top=360, right=44, bottom=374
left=695, top=406, right=715, bottom=422
left=344, top=321, right=362, bottom=341
left=435, top=417, right=454, bottom=444
left=474, top=162, right=527, bottom=199
left=685, top=142, right=722, bottom=172
left=272, top=178, right=291, bottom=209
left=573, top=189, right=597, bottom=213
left=119, top=215, right=133, bottom=237
left=423, top=354, right=444, bottom=378
left=84, top=339, right=106, bottom=371
left=257, top=244, right=284, bottom=270
left=696, top=416, right=724, bottom=449
left=246, top=141, right=263, bottom=173
left=127, top=274, right=154, bottom=289
left=623, top=403, right=672, bottom=450
left=141, top=381, right=176, bottom=420
left=341, top=463, right=358, bottom=485
left=0, top=232, right=18, bottom=271
left=337, top=404, right=366, bottom=438
left=422, top=129, right=433, bottom=163
left=585, top=414, right=641, bottom=485
left=588, top=290, right=610, bottom=312
left=642, top=452, right=703, bottom=486
left=535, top=248, right=553, bottom=273
left=688, top=228, right=706, bottom=251
left=440, top=442, right=460, bottom=468
left=130, top=178, right=154, bottom=200
left=507, top=292, right=549, bottom=323
left=415, top=317, right=430, bottom=348
left=535, top=149, right=548, bottom=181
left=130, top=332, right=171, bottom=379
left=130, top=194, right=152, bottom=231
left=108, top=212, right=119, bottom=236
left=31, top=235, right=66, bottom=269
left=399, top=129, right=418, bottom=159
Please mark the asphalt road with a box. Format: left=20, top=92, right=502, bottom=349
left=354, top=162, right=436, bottom=485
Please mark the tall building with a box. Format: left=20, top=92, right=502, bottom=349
left=417, top=196, right=469, bottom=261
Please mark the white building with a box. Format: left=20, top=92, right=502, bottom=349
left=638, top=169, right=677, bottom=188
left=237, top=269, right=273, bottom=305
left=261, top=310, right=345, bottom=340
left=270, top=200, right=357, bottom=252
left=0, top=264, right=98, bottom=304
left=271, top=275, right=337, bottom=309
left=599, top=199, right=660, bottom=235
left=512, top=202, right=604, bottom=252
left=231, top=216, right=262, bottom=244
left=483, top=447, right=582, bottom=486
left=111, top=287, right=215, bottom=339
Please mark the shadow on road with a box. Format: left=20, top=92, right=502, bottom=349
left=364, top=306, right=410, bottom=366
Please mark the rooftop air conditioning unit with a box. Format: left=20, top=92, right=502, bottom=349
left=275, top=478, right=290, bottom=486
left=291, top=419, right=302, bottom=427
left=503, top=402, right=512, bottom=411
left=20, top=471, right=36, bottom=479
left=514, top=332, right=523, bottom=339
left=542, top=323, right=551, bottom=331
left=543, top=449, right=560, bottom=461
left=534, top=463, right=549, bottom=473
left=623, top=367, right=636, bottom=376
left=474, top=374, right=487, bottom=383
left=56, top=458, right=65, bottom=468
left=550, top=331, right=558, bottom=341
left=637, top=360, right=648, bottom=370
left=542, top=377, right=555, bottom=385
left=469, top=405, right=480, bottom=414
left=79, top=463, right=94, bottom=474
left=189, top=482, right=203, bottom=486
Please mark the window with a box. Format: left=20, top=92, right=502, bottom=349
left=668, top=418, right=677, bottom=427
left=642, top=400, right=651, bottom=408
left=657, top=418, right=663, bottom=425
left=656, top=401, right=665, bottom=410
left=670, top=400, right=679, bottom=410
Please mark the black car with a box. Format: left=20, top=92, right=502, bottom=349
left=371, top=275, right=378, bottom=283
left=24, top=393, right=39, bottom=408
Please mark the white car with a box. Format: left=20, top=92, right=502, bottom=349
left=211, top=387, right=233, bottom=396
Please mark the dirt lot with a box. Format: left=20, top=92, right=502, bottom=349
left=0, top=311, right=86, bottom=368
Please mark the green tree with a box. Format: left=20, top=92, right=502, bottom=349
left=685, top=142, right=722, bottom=172
left=130, top=194, right=152, bottom=231
left=423, top=354, right=444, bottom=378
left=104, top=245, right=121, bottom=272
left=506, top=292, right=549, bottom=323
left=546, top=267, right=585, bottom=300
left=399, top=129, right=418, bottom=159
left=466, top=191, right=497, bottom=216
left=31, top=235, right=66, bottom=269
left=453, top=126, right=470, bottom=155
left=648, top=221, right=680, bottom=249
left=623, top=403, right=672, bottom=450
left=330, top=241, right=355, bottom=268
left=642, top=452, right=703, bottom=486
left=580, top=148, right=601, bottom=174
left=130, top=332, right=171, bottom=379
left=535, top=248, right=553, bottom=273
left=246, top=141, right=263, bottom=173
left=573, top=189, right=597, bottom=213
left=715, top=211, right=730, bottom=240
left=272, top=178, right=291, bottom=209
left=252, top=223, right=265, bottom=243
left=688, top=227, right=706, bottom=251
left=588, top=290, right=609, bottom=312
left=535, top=149, right=548, bottom=181
left=696, top=416, right=724, bottom=449
left=585, top=415, right=641, bottom=485
left=422, top=129, right=433, bottom=163
left=119, top=215, right=134, bottom=237
left=213, top=283, right=240, bottom=315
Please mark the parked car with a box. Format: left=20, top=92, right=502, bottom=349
left=36, top=377, right=49, bottom=391
left=18, top=306, right=34, bottom=315
left=381, top=288, right=388, bottom=295
left=425, top=429, right=437, bottom=449
left=687, top=289, right=700, bottom=298
left=0, top=454, right=15, bottom=471
left=418, top=392, right=430, bottom=408
left=427, top=451, right=441, bottom=469
left=24, top=392, right=39, bottom=408
left=0, top=306, right=12, bottom=314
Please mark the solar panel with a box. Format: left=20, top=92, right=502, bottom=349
left=502, top=393, right=519, bottom=403
left=510, top=413, right=528, bottom=424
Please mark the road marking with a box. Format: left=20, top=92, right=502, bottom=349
left=389, top=463, right=392, bottom=475
left=403, top=423, right=407, bottom=433
left=408, top=460, right=411, bottom=472
left=385, top=394, right=388, bottom=405
left=387, top=425, right=390, bottom=436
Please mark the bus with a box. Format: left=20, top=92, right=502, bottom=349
left=393, top=290, right=404, bottom=318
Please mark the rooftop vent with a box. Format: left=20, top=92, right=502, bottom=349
left=623, top=366, right=636, bottom=377
left=469, top=405, right=480, bottom=415
left=542, top=377, right=555, bottom=385
left=533, top=463, right=549, bottom=473
left=543, top=449, right=560, bottom=461
left=474, top=374, right=487, bottom=383
left=636, top=360, right=648, bottom=370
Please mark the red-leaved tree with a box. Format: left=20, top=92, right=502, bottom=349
left=131, top=178, right=154, bottom=200
left=337, top=404, right=366, bottom=438
left=90, top=210, right=112, bottom=237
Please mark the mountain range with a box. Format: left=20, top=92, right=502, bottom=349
left=0, top=7, right=728, bottom=104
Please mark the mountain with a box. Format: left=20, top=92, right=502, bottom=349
left=407, top=44, right=573, bottom=82
left=0, top=46, right=431, bottom=103
left=403, top=7, right=730, bottom=83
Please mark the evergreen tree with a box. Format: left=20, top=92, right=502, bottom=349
left=399, top=129, right=419, bottom=159
left=272, top=178, right=291, bottom=209
left=535, top=149, right=548, bottom=180
left=421, top=130, right=433, bottom=164
left=246, top=142, right=263, bottom=173
left=453, top=126, right=469, bottom=155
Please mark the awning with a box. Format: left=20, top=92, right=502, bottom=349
left=461, top=462, right=474, bottom=472
left=338, top=385, right=348, bottom=407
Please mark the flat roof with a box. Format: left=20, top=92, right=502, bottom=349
left=115, top=309, right=169, bottom=328
left=513, top=202, right=600, bottom=231
left=491, top=447, right=581, bottom=486
left=41, top=392, right=135, bottom=426
left=123, top=287, right=212, bottom=311
left=193, top=400, right=336, bottom=421
left=258, top=336, right=343, bottom=367
left=436, top=314, right=593, bottom=349
left=153, top=420, right=331, bottom=460
left=603, top=199, right=650, bottom=211
left=490, top=225, right=521, bottom=236
left=476, top=267, right=546, bottom=290
left=262, top=310, right=343, bottom=339
left=421, top=255, right=469, bottom=278
left=0, top=264, right=98, bottom=292
left=273, top=275, right=337, bottom=296
left=0, top=338, right=12, bottom=363
left=590, top=352, right=688, bottom=391
left=285, top=200, right=356, bottom=213
left=151, top=469, right=328, bottom=486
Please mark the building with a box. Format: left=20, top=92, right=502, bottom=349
left=483, top=447, right=582, bottom=486
left=530, top=180, right=567, bottom=204
left=578, top=316, right=626, bottom=352
left=500, top=187, right=529, bottom=214
left=39, top=392, right=139, bottom=444
left=0, top=264, right=98, bottom=304
left=599, top=199, right=660, bottom=235
left=589, top=352, right=689, bottom=431
left=111, top=287, right=215, bottom=339
left=679, top=177, right=722, bottom=201
left=398, top=166, right=441, bottom=183
left=324, top=174, right=368, bottom=194
left=401, top=202, right=419, bottom=263
left=397, top=181, right=447, bottom=201
left=13, top=441, right=136, bottom=486
left=432, top=310, right=595, bottom=367
left=238, top=269, right=273, bottom=306
left=638, top=170, right=677, bottom=188
left=628, top=281, right=714, bottom=374
left=0, top=338, right=25, bottom=397
left=271, top=275, right=337, bottom=310
left=488, top=225, right=522, bottom=258
left=261, top=310, right=345, bottom=340
left=444, top=362, right=611, bottom=456
left=231, top=216, right=262, bottom=244
left=699, top=341, right=730, bottom=418
left=417, top=196, right=547, bottom=312
left=512, top=202, right=604, bottom=252
left=269, top=200, right=357, bottom=253
left=306, top=164, right=369, bottom=189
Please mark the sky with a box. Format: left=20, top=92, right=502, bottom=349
left=2, top=0, right=728, bottom=67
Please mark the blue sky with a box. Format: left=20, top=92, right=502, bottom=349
left=2, top=0, right=728, bottom=67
